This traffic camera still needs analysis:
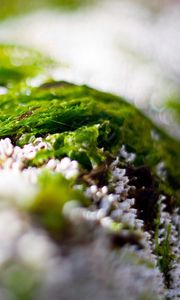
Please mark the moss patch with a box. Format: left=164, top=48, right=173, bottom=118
left=29, top=171, right=88, bottom=234
left=0, top=47, right=179, bottom=203
left=0, top=44, right=179, bottom=213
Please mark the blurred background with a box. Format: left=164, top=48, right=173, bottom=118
left=0, top=0, right=179, bottom=138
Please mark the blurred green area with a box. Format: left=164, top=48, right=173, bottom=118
left=0, top=44, right=54, bottom=86
left=166, top=96, right=180, bottom=125
left=0, top=263, right=39, bottom=300
left=0, top=0, right=94, bottom=20
left=29, top=171, right=88, bottom=233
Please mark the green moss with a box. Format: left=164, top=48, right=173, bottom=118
left=0, top=44, right=179, bottom=299
left=110, top=221, right=123, bottom=232
left=0, top=44, right=179, bottom=204
left=49, top=123, right=107, bottom=169
left=28, top=149, right=54, bottom=167
left=28, top=171, right=88, bottom=233
left=158, top=224, right=174, bottom=284
left=154, top=209, right=174, bottom=287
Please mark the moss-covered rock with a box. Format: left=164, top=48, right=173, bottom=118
left=0, top=45, right=179, bottom=203
left=0, top=44, right=179, bottom=299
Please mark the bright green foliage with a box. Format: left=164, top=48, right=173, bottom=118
left=48, top=124, right=107, bottom=169
left=28, top=123, right=108, bottom=169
